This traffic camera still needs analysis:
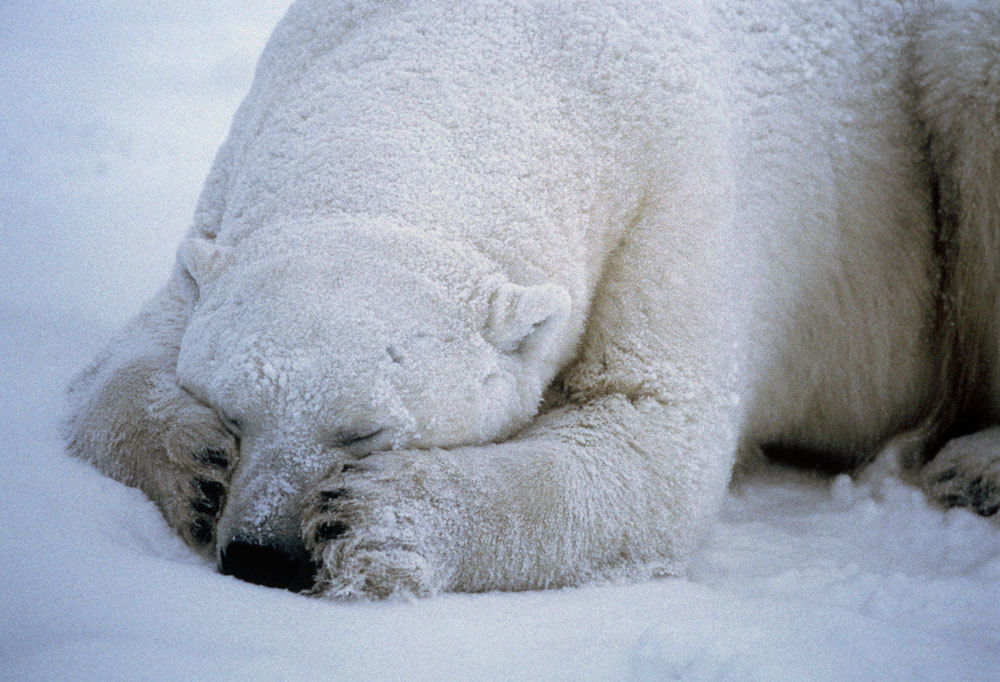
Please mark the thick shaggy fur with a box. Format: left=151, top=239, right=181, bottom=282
left=66, top=0, right=1000, bottom=598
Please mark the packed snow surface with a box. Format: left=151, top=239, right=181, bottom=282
left=2, top=1, right=999, bottom=679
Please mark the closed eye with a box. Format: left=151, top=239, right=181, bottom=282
left=336, top=428, right=384, bottom=448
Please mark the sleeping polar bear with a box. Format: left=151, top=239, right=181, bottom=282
left=66, top=0, right=1000, bottom=598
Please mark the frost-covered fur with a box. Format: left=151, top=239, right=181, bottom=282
left=65, top=0, right=1000, bottom=598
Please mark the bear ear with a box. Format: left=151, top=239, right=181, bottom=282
left=485, top=282, right=571, bottom=356
left=177, top=237, right=228, bottom=287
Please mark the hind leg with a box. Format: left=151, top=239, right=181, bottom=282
left=912, top=4, right=1000, bottom=518
left=922, top=429, right=1000, bottom=517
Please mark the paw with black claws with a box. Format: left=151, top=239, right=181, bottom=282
left=153, top=403, right=240, bottom=553
left=923, top=430, right=1000, bottom=517
left=301, top=457, right=441, bottom=599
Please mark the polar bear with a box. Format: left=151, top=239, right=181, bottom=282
left=65, top=0, right=1000, bottom=598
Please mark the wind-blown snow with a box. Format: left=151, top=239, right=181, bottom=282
left=2, top=1, right=999, bottom=679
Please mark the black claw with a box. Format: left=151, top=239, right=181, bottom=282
left=934, top=469, right=957, bottom=484
left=197, top=449, right=230, bottom=468
left=190, top=516, right=215, bottom=545
left=977, top=503, right=1000, bottom=517
left=321, top=487, right=348, bottom=500
left=192, top=496, right=220, bottom=515
left=967, top=476, right=999, bottom=516
left=932, top=468, right=1000, bottom=517
left=194, top=477, right=226, bottom=501
left=315, top=520, right=349, bottom=542
left=192, top=478, right=226, bottom=515
left=318, top=488, right=349, bottom=513
left=967, top=475, right=987, bottom=502
left=942, top=493, right=965, bottom=508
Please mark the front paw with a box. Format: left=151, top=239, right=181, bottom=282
left=152, top=402, right=239, bottom=553
left=301, top=457, right=441, bottom=599
left=922, top=430, right=1000, bottom=517
left=65, top=357, right=239, bottom=555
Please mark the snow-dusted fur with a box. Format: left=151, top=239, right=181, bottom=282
left=65, top=0, right=1000, bottom=598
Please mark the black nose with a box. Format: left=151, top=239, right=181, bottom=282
left=219, top=540, right=317, bottom=593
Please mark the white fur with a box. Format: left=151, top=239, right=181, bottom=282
left=65, top=0, right=1000, bottom=597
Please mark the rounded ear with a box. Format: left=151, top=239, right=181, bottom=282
left=177, top=238, right=228, bottom=287
left=485, top=282, right=571, bottom=356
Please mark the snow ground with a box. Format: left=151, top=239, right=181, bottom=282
left=2, top=2, right=999, bottom=679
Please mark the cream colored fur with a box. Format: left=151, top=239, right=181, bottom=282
left=65, top=0, right=1000, bottom=598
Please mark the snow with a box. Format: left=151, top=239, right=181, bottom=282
left=2, top=1, right=999, bottom=679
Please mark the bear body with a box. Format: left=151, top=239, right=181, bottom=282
left=65, top=0, right=1000, bottom=597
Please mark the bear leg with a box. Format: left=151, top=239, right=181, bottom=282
left=64, top=273, right=239, bottom=555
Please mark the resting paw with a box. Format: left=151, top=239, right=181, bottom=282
left=302, top=457, right=439, bottom=599
left=922, top=430, right=1000, bottom=517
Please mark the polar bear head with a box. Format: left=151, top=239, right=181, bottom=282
left=174, top=224, right=571, bottom=565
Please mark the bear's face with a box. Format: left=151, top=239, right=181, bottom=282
left=173, top=228, right=570, bottom=546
